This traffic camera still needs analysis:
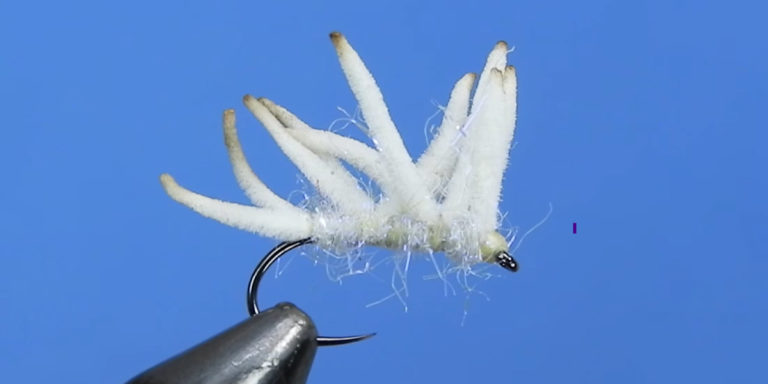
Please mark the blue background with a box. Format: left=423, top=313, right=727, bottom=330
left=2, top=1, right=766, bottom=383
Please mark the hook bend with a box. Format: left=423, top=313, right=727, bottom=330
left=247, top=238, right=376, bottom=346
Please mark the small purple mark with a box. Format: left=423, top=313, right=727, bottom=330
left=572, top=222, right=577, bottom=234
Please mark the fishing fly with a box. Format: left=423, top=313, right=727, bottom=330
left=161, top=32, right=519, bottom=279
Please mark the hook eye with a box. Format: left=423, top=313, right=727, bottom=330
left=247, top=238, right=376, bottom=346
left=496, top=251, right=519, bottom=272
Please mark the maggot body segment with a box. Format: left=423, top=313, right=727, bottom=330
left=160, top=32, right=518, bottom=272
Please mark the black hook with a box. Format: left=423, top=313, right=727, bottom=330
left=247, top=238, right=376, bottom=346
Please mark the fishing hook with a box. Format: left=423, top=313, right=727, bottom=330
left=247, top=238, right=376, bottom=346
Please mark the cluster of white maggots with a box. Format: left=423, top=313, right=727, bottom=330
left=161, top=32, right=518, bottom=279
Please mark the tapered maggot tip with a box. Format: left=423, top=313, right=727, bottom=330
left=458, top=72, right=477, bottom=84
left=159, top=173, right=182, bottom=198
left=223, top=109, right=235, bottom=124
left=159, top=173, right=175, bottom=186
left=329, top=31, right=343, bottom=42
left=495, top=40, right=509, bottom=50
left=330, top=31, right=348, bottom=54
left=496, top=251, right=518, bottom=272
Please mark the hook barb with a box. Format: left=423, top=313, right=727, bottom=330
left=247, top=238, right=376, bottom=346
